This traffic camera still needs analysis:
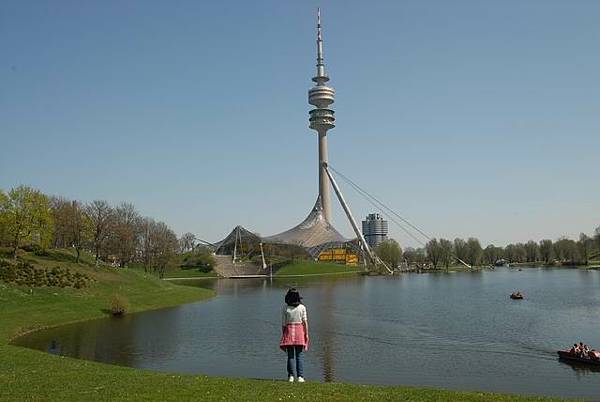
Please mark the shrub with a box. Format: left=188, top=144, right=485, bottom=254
left=180, top=250, right=215, bottom=272
left=110, top=294, right=129, bottom=316
left=0, top=261, right=94, bottom=288
left=33, top=248, right=50, bottom=257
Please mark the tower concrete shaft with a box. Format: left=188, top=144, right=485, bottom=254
left=308, top=8, right=335, bottom=222
left=318, top=130, right=331, bottom=221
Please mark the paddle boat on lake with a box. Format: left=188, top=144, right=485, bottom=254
left=558, top=346, right=600, bottom=366
left=510, top=291, right=524, bottom=300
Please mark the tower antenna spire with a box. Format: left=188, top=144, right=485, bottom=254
left=314, top=7, right=328, bottom=83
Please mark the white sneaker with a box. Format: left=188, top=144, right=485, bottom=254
left=297, top=377, right=305, bottom=383
left=288, top=375, right=294, bottom=382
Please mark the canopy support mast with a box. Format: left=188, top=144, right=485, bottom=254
left=324, top=163, right=393, bottom=274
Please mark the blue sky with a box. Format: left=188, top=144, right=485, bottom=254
left=1, top=0, right=599, bottom=247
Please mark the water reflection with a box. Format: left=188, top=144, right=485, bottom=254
left=320, top=279, right=336, bottom=382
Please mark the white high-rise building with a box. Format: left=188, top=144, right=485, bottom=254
left=362, top=213, right=389, bottom=248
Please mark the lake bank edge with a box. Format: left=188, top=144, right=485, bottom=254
left=1, top=261, right=562, bottom=401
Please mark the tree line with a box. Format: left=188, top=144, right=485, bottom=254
left=0, top=185, right=201, bottom=276
left=3, top=185, right=599, bottom=272
left=387, top=231, right=600, bottom=269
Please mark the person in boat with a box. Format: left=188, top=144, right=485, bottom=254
left=583, top=344, right=590, bottom=357
left=280, top=288, right=309, bottom=383
left=574, top=342, right=581, bottom=356
left=570, top=344, right=577, bottom=354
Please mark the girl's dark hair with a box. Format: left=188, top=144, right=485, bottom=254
left=285, top=288, right=302, bottom=307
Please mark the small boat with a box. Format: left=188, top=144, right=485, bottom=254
left=557, top=351, right=600, bottom=366
left=510, top=292, right=523, bottom=300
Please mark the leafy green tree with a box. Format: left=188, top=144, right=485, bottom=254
left=32, top=195, right=54, bottom=252
left=595, top=226, right=600, bottom=255
left=439, top=238, right=453, bottom=270
left=375, top=238, right=402, bottom=268
left=504, top=243, right=526, bottom=263
left=539, top=239, right=553, bottom=264
left=554, top=237, right=579, bottom=265
left=504, top=244, right=515, bottom=262
left=0, top=185, right=53, bottom=258
left=514, top=243, right=527, bottom=263
left=0, top=190, right=9, bottom=246
left=68, top=201, right=91, bottom=263
left=483, top=244, right=503, bottom=265
left=465, top=237, right=482, bottom=267
left=180, top=247, right=215, bottom=272
left=425, top=238, right=442, bottom=268
left=524, top=240, right=539, bottom=263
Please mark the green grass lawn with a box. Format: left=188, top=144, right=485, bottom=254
left=274, top=260, right=364, bottom=276
left=0, top=250, right=559, bottom=401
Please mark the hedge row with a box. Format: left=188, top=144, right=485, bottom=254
left=0, top=260, right=94, bottom=288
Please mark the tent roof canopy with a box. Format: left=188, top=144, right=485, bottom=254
left=214, top=196, right=353, bottom=256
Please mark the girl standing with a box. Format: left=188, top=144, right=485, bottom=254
left=279, top=288, right=309, bottom=382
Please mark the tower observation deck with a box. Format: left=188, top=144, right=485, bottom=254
left=309, top=8, right=335, bottom=222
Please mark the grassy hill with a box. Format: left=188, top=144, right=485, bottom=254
left=0, top=249, right=557, bottom=401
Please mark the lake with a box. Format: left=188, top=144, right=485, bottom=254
left=12, top=268, right=600, bottom=398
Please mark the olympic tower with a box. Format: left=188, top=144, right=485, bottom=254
left=308, top=8, right=335, bottom=222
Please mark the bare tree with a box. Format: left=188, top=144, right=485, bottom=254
left=149, top=221, right=178, bottom=277
left=179, top=232, right=197, bottom=253
left=453, top=238, right=468, bottom=263
left=48, top=197, right=90, bottom=262
left=439, top=238, right=453, bottom=270
left=465, top=238, right=482, bottom=267
left=107, top=202, right=141, bottom=267
left=137, top=217, right=177, bottom=276
left=86, top=200, right=114, bottom=265
left=50, top=196, right=71, bottom=248
left=425, top=238, right=442, bottom=268
left=577, top=233, right=592, bottom=266
left=403, top=247, right=425, bottom=266
left=139, top=217, right=155, bottom=272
